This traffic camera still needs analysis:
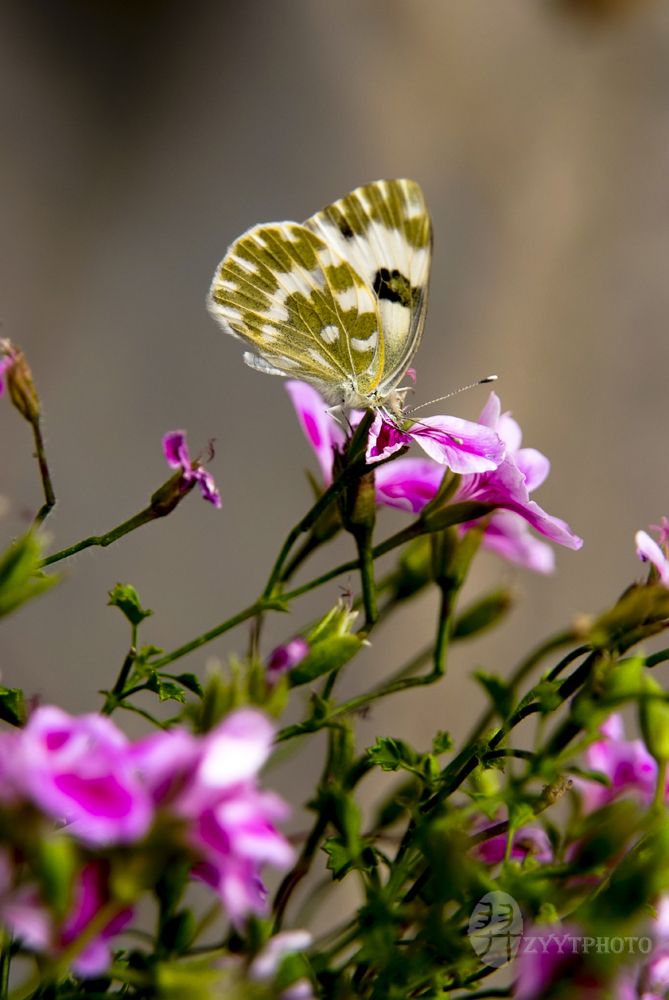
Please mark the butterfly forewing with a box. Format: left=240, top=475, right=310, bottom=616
left=207, top=179, right=431, bottom=409
left=304, top=179, right=432, bottom=398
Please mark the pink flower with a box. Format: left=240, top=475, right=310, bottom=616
left=472, top=826, right=553, bottom=865
left=163, top=431, right=221, bottom=508
left=13, top=707, right=154, bottom=847
left=250, top=929, right=313, bottom=981
left=366, top=410, right=505, bottom=474
left=0, top=848, right=51, bottom=952
left=59, top=863, right=133, bottom=978
left=266, top=638, right=310, bottom=681
left=285, top=380, right=489, bottom=514
left=453, top=393, right=583, bottom=562
left=636, top=524, right=669, bottom=587
left=133, top=710, right=294, bottom=926
left=572, top=714, right=658, bottom=813
left=514, top=924, right=604, bottom=1000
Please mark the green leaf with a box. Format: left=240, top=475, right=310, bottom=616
left=474, top=671, right=514, bottom=720
left=0, top=533, right=58, bottom=619
left=165, top=673, right=204, bottom=698
left=567, top=765, right=612, bottom=787
left=0, top=686, right=25, bottom=727
left=107, top=583, right=153, bottom=626
left=322, top=836, right=376, bottom=881
left=367, top=737, right=418, bottom=772
left=432, top=731, right=454, bottom=755
left=146, top=675, right=187, bottom=704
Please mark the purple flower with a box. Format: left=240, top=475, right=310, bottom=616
left=374, top=458, right=444, bottom=514
left=266, top=638, right=310, bottom=681
left=163, top=431, right=221, bottom=508
left=13, top=707, right=154, bottom=847
left=285, top=381, right=347, bottom=486
left=514, top=923, right=603, bottom=1000
left=60, top=863, right=133, bottom=978
left=453, top=393, right=583, bottom=558
left=472, top=825, right=553, bottom=865
left=636, top=524, right=669, bottom=587
left=134, top=710, right=294, bottom=926
left=572, top=714, right=658, bottom=813
left=366, top=410, right=505, bottom=474
left=0, top=351, right=14, bottom=398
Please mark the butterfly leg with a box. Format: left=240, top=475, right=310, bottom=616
left=325, top=404, right=350, bottom=431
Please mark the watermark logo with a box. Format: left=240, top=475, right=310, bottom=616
left=468, top=890, right=523, bottom=968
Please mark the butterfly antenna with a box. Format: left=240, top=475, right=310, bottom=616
left=404, top=376, right=498, bottom=415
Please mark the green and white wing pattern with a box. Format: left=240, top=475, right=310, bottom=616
left=207, top=179, right=432, bottom=409
left=304, top=179, right=432, bottom=400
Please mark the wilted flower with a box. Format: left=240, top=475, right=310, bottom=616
left=163, top=431, right=221, bottom=508
left=0, top=339, right=40, bottom=423
left=11, top=707, right=154, bottom=847
left=572, top=714, right=658, bottom=813
left=266, top=638, right=310, bottom=681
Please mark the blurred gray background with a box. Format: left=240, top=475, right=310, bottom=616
left=1, top=0, right=669, bottom=923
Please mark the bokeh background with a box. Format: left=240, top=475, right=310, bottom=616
left=2, top=0, right=669, bottom=927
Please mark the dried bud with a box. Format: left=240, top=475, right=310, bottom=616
left=0, top=340, right=40, bottom=424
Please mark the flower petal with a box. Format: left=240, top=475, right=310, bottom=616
left=285, top=381, right=346, bottom=484
left=477, top=391, right=501, bottom=430
left=366, top=413, right=412, bottom=463
left=194, top=467, right=222, bottom=508
left=497, top=412, right=522, bottom=453
left=162, top=431, right=191, bottom=473
left=374, top=458, right=444, bottom=513
left=480, top=510, right=556, bottom=574
left=515, top=447, right=550, bottom=493
left=409, top=415, right=505, bottom=473
left=636, top=530, right=669, bottom=586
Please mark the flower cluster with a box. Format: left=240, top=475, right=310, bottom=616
left=286, top=380, right=582, bottom=573
left=573, top=713, right=659, bottom=813
left=0, top=706, right=292, bottom=974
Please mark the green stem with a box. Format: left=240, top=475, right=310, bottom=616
left=272, top=812, right=330, bottom=929
left=31, top=419, right=56, bottom=527
left=0, top=933, right=11, bottom=1000
left=654, top=758, right=668, bottom=811
left=41, top=506, right=160, bottom=567
left=149, top=601, right=265, bottom=670
left=112, top=648, right=136, bottom=697
left=355, top=530, right=378, bottom=630
left=465, top=629, right=579, bottom=745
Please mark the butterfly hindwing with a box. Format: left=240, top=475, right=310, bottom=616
left=207, top=179, right=431, bottom=408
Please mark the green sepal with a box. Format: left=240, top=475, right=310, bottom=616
left=289, top=635, right=362, bottom=687
left=421, top=500, right=495, bottom=534
left=107, top=583, right=153, bottom=626
left=159, top=909, right=197, bottom=954
left=589, top=583, right=669, bottom=654
left=0, top=533, right=58, bottom=620
left=0, top=686, right=26, bottom=727
left=393, top=535, right=432, bottom=601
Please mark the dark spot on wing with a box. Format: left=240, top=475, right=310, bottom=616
left=337, top=215, right=354, bottom=239
left=373, top=268, right=413, bottom=308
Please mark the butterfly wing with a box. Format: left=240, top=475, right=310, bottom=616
left=207, top=219, right=384, bottom=404
left=303, top=179, right=432, bottom=399
left=207, top=179, right=431, bottom=407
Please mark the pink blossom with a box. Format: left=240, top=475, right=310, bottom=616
left=266, top=638, right=310, bottom=681
left=514, top=924, right=604, bottom=1000
left=572, top=714, right=658, bottom=813
left=13, top=707, right=154, bottom=847
left=163, top=431, right=221, bottom=507
left=453, top=393, right=583, bottom=559
left=285, top=381, right=346, bottom=486
left=472, top=826, right=553, bottom=865
left=250, top=929, right=313, bottom=981
left=133, top=710, right=294, bottom=926
left=366, top=410, right=505, bottom=474
left=374, top=458, right=444, bottom=514
left=59, top=863, right=133, bottom=978
left=636, top=527, right=669, bottom=587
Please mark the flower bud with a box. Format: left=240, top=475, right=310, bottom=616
left=289, top=598, right=363, bottom=687
left=0, top=340, right=40, bottom=424
left=267, top=638, right=310, bottom=683
left=149, top=471, right=195, bottom=517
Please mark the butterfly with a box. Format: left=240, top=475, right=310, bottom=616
left=207, top=179, right=432, bottom=419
